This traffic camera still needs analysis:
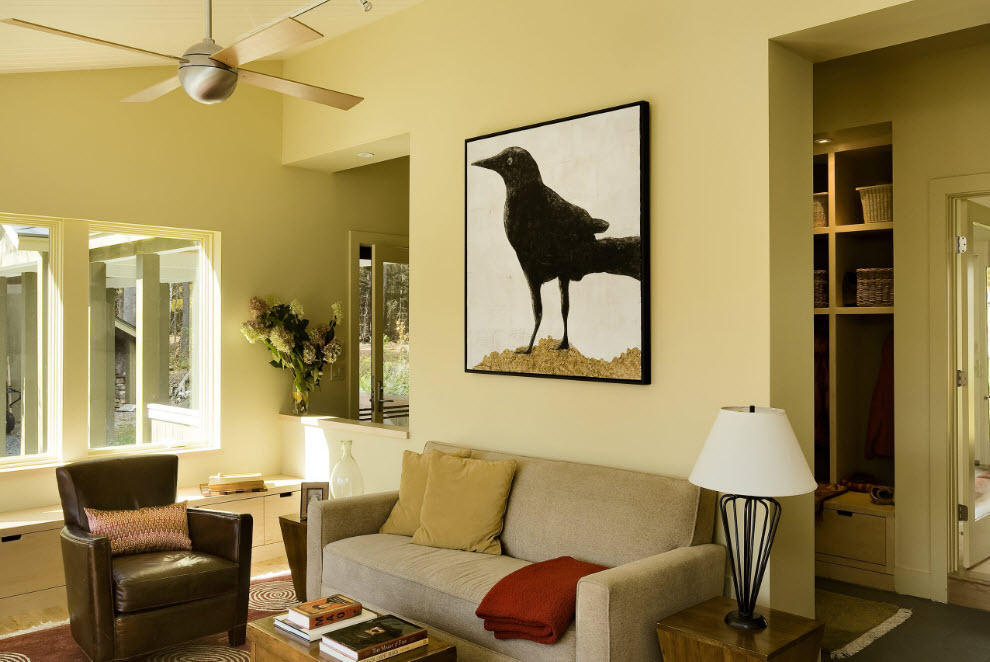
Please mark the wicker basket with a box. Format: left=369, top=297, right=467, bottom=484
left=814, top=270, right=828, bottom=308
left=856, top=184, right=893, bottom=224
left=813, top=193, right=829, bottom=228
left=856, top=267, right=893, bottom=307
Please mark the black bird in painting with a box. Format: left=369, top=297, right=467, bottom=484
left=472, top=146, right=641, bottom=354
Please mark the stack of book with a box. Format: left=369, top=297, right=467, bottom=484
left=274, top=595, right=376, bottom=643
left=320, top=614, right=428, bottom=661
left=272, top=594, right=430, bottom=661
left=200, top=472, right=268, bottom=496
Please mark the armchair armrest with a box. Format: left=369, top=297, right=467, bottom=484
left=306, top=491, right=399, bottom=600
left=576, top=543, right=725, bottom=662
left=187, top=508, right=253, bottom=565
left=61, top=525, right=115, bottom=662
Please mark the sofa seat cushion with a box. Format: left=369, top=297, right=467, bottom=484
left=322, top=534, right=578, bottom=662
left=112, top=550, right=238, bottom=613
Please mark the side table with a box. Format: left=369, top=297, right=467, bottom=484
left=657, top=596, right=824, bottom=662
left=279, top=512, right=308, bottom=601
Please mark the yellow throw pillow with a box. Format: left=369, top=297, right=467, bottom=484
left=380, top=448, right=472, bottom=536
left=412, top=453, right=517, bottom=555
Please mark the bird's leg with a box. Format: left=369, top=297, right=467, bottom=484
left=517, top=278, right=543, bottom=354
left=557, top=278, right=570, bottom=350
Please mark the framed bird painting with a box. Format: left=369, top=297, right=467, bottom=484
left=464, top=101, right=650, bottom=384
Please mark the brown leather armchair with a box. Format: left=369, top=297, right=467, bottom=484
left=56, top=455, right=253, bottom=662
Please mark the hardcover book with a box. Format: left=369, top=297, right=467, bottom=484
left=274, top=610, right=377, bottom=643
left=288, top=595, right=363, bottom=630
left=322, top=615, right=427, bottom=660
left=319, top=638, right=427, bottom=662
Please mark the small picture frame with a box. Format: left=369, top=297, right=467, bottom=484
left=300, top=482, right=330, bottom=520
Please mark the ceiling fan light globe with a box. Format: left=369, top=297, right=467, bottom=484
left=178, top=39, right=238, bottom=104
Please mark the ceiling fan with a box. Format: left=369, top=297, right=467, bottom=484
left=0, top=0, right=365, bottom=110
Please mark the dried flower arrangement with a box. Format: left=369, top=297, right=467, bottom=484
left=241, top=296, right=343, bottom=414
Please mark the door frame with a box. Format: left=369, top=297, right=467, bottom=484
left=929, top=173, right=990, bottom=601
left=346, top=230, right=408, bottom=421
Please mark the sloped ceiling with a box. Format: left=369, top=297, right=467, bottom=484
left=0, top=0, right=422, bottom=73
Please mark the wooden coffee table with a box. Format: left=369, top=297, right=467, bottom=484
left=247, top=615, right=456, bottom=662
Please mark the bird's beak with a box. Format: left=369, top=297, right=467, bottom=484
left=471, top=156, right=497, bottom=170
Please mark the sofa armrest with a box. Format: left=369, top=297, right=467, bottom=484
left=306, top=491, right=399, bottom=600
left=576, top=543, right=725, bottom=662
left=188, top=508, right=253, bottom=565
left=61, top=525, right=116, bottom=662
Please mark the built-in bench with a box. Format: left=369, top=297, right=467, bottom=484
left=0, top=475, right=302, bottom=622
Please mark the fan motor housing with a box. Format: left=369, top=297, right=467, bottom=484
left=178, top=39, right=237, bottom=104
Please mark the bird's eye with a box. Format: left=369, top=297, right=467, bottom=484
left=507, top=157, right=513, bottom=165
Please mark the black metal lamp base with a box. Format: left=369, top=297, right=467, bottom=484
left=724, top=609, right=768, bottom=631
left=719, top=494, right=782, bottom=633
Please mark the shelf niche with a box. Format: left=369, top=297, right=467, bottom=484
left=811, top=121, right=894, bottom=486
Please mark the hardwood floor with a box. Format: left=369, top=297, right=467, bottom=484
left=0, top=555, right=290, bottom=637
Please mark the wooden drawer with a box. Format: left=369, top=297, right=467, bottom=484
left=0, top=528, right=64, bottom=599
left=264, top=491, right=300, bottom=545
left=816, top=508, right=885, bottom=566
left=194, top=498, right=265, bottom=547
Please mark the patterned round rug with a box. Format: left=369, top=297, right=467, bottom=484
left=146, top=644, right=250, bottom=661
left=248, top=578, right=298, bottom=611
left=0, top=653, right=31, bottom=662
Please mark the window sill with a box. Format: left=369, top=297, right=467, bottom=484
left=278, top=413, right=410, bottom=439
left=0, top=458, right=62, bottom=475
left=88, top=444, right=221, bottom=459
left=0, top=444, right=222, bottom=474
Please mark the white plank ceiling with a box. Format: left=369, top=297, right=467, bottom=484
left=0, top=0, right=422, bottom=73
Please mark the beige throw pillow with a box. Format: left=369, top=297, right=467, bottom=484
left=380, top=448, right=471, bottom=536
left=412, top=453, right=517, bottom=555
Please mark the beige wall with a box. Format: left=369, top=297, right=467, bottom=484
left=277, top=0, right=922, bottom=615
left=815, top=26, right=990, bottom=598
left=0, top=63, right=343, bottom=511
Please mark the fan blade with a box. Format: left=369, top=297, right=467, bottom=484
left=1, top=18, right=186, bottom=63
left=210, top=18, right=321, bottom=68
left=238, top=69, right=363, bottom=110
left=122, top=76, right=181, bottom=103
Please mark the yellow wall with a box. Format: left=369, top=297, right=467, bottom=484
left=277, top=0, right=919, bottom=614
left=814, top=26, right=990, bottom=598
left=0, top=64, right=344, bottom=510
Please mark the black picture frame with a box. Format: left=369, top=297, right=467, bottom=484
left=300, top=481, right=329, bottom=520
left=464, top=101, right=650, bottom=385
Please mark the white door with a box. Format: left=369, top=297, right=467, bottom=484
left=956, top=208, right=990, bottom=568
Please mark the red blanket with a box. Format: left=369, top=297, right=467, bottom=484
left=475, top=556, right=607, bottom=644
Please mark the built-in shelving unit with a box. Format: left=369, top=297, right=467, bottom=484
left=813, top=122, right=896, bottom=591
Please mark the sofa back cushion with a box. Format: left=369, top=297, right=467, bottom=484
left=425, top=442, right=715, bottom=567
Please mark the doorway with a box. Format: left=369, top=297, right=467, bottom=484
left=357, top=243, right=409, bottom=426
left=952, top=195, right=990, bottom=578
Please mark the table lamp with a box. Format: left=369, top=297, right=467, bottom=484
left=689, top=406, right=816, bottom=630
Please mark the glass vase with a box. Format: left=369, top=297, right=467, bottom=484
left=292, top=388, right=310, bottom=415
left=331, top=440, right=365, bottom=499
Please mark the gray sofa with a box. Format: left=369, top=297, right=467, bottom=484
left=307, top=442, right=725, bottom=662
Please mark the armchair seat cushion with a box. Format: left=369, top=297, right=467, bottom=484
left=112, top=550, right=238, bottom=614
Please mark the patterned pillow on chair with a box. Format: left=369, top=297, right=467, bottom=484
left=84, top=501, right=192, bottom=556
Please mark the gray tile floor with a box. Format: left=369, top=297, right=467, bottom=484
left=819, top=578, right=990, bottom=661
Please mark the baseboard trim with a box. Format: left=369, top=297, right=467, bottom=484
left=894, top=566, right=933, bottom=600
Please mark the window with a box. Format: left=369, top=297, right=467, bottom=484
left=0, top=224, right=51, bottom=462
left=356, top=243, right=409, bottom=426
left=88, top=227, right=217, bottom=450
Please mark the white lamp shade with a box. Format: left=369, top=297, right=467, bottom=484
left=689, top=407, right=817, bottom=498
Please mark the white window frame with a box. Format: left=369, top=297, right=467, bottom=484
left=85, top=221, right=221, bottom=455
left=0, top=213, right=62, bottom=469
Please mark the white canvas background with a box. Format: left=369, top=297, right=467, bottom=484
left=466, top=105, right=644, bottom=367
